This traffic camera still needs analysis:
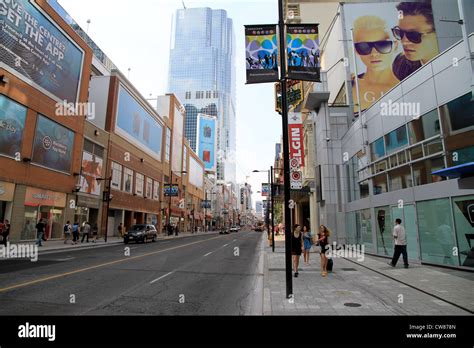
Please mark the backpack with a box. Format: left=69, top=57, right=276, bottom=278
left=64, top=224, right=71, bottom=233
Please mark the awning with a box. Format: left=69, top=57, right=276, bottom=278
left=432, top=162, right=474, bottom=179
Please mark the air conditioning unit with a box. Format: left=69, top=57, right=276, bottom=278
left=287, top=4, right=301, bottom=23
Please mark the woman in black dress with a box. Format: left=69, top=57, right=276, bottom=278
left=317, top=225, right=331, bottom=277
left=291, top=224, right=303, bottom=277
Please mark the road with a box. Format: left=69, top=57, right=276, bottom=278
left=0, top=229, right=264, bottom=315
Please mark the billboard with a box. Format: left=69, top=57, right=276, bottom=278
left=171, top=106, right=184, bottom=174
left=245, top=25, right=279, bottom=84
left=0, top=0, right=84, bottom=103
left=343, top=1, right=439, bottom=114
left=196, top=114, right=217, bottom=172
left=116, top=85, right=163, bottom=159
left=31, top=115, right=74, bottom=173
left=0, top=95, right=27, bottom=158
left=287, top=24, right=321, bottom=82
left=189, top=156, right=204, bottom=189
left=79, top=151, right=103, bottom=196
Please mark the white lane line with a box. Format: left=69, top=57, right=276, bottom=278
left=223, top=243, right=230, bottom=247
left=204, top=251, right=213, bottom=257
left=50, top=257, right=74, bottom=262
left=150, top=271, right=174, bottom=284
left=233, top=239, right=237, bottom=242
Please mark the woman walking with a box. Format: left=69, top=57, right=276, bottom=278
left=291, top=224, right=304, bottom=277
left=317, top=225, right=331, bottom=277
left=302, top=226, right=312, bottom=265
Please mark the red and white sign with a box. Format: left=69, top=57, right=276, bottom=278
left=288, top=113, right=304, bottom=167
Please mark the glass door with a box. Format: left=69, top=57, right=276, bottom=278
left=391, top=204, right=420, bottom=261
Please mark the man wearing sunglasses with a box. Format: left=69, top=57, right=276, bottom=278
left=352, top=15, right=399, bottom=112
left=392, top=2, right=439, bottom=81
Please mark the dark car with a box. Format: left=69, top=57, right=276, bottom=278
left=124, top=224, right=157, bottom=244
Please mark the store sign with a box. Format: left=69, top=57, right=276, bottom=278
left=0, top=181, right=15, bottom=202
left=275, top=80, right=303, bottom=113
left=0, top=0, right=84, bottom=102
left=24, top=187, right=66, bottom=207
left=245, top=25, right=279, bottom=84
left=288, top=112, right=304, bottom=167
left=163, top=184, right=179, bottom=197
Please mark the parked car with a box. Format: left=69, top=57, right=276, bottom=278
left=124, top=224, right=157, bottom=244
left=230, top=225, right=239, bottom=233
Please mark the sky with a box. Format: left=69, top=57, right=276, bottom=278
left=59, top=0, right=281, bottom=209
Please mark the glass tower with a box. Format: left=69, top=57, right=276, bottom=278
left=167, top=7, right=236, bottom=184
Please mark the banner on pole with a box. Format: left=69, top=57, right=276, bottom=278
left=275, top=80, right=304, bottom=113
left=245, top=25, right=279, bottom=84
left=261, top=183, right=270, bottom=196
left=286, top=24, right=321, bottom=82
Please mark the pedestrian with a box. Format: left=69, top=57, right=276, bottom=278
left=91, top=223, right=98, bottom=243
left=175, top=224, right=179, bottom=236
left=118, top=223, right=123, bottom=238
left=303, top=225, right=312, bottom=265
left=316, top=225, right=331, bottom=277
left=72, top=221, right=79, bottom=244
left=389, top=218, right=409, bottom=268
left=81, top=221, right=91, bottom=243
left=291, top=224, right=303, bottom=277
left=35, top=218, right=46, bottom=247
left=1, top=219, right=10, bottom=247
left=63, top=220, right=72, bottom=244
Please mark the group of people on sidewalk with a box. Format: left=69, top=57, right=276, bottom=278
left=288, top=218, right=409, bottom=278
left=62, top=221, right=98, bottom=245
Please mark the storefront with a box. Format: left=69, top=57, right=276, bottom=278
left=0, top=181, right=15, bottom=223
left=23, top=187, right=67, bottom=240
left=75, top=194, right=101, bottom=230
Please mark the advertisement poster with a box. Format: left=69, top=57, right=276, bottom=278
left=261, top=183, right=269, bottom=196
left=31, top=115, right=74, bottom=173
left=343, top=1, right=439, bottom=114
left=164, top=184, right=179, bottom=197
left=0, top=0, right=84, bottom=103
left=79, top=151, right=103, bottom=196
left=196, top=114, right=217, bottom=172
left=189, top=156, right=204, bottom=188
left=275, top=80, right=304, bottom=113
left=172, top=106, right=184, bottom=174
left=116, top=85, right=163, bottom=159
left=287, top=24, right=321, bottom=82
left=245, top=25, right=279, bottom=84
left=0, top=95, right=27, bottom=158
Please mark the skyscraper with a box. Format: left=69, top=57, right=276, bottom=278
left=167, top=7, right=236, bottom=184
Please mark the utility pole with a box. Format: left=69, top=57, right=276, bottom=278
left=271, top=165, right=275, bottom=252
left=278, top=0, right=293, bottom=298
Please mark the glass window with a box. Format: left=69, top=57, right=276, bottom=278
left=153, top=180, right=160, bottom=200
left=373, top=174, right=387, bottom=195
left=135, top=173, right=144, bottom=196
left=448, top=145, right=474, bottom=166
left=440, top=92, right=474, bottom=132
left=385, top=125, right=408, bottom=154
left=389, top=155, right=397, bottom=168
left=408, top=109, right=441, bottom=144
left=452, top=195, right=474, bottom=268
left=412, top=156, right=445, bottom=186
left=83, top=139, right=94, bottom=153
left=388, top=165, right=412, bottom=191
left=357, top=209, right=372, bottom=252
left=370, top=137, right=385, bottom=161
left=374, top=160, right=387, bottom=173
left=345, top=211, right=358, bottom=244
left=123, top=167, right=133, bottom=193
left=359, top=180, right=369, bottom=198
left=398, top=151, right=408, bottom=165
left=165, top=128, right=171, bottom=162
left=146, top=178, right=153, bottom=198
left=410, top=145, right=423, bottom=161
left=111, top=162, right=122, bottom=190
left=423, top=138, right=443, bottom=156
left=418, top=199, right=457, bottom=266
left=93, top=145, right=104, bottom=158
left=375, top=206, right=393, bottom=256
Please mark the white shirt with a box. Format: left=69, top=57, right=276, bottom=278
left=393, top=224, right=407, bottom=246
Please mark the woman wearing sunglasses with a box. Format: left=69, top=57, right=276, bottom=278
left=392, top=2, right=438, bottom=81
left=352, top=15, right=399, bottom=113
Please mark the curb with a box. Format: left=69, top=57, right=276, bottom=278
left=263, top=238, right=272, bottom=315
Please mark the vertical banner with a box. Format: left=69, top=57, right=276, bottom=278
left=275, top=80, right=304, bottom=113
left=196, top=114, right=217, bottom=172
left=287, top=24, right=321, bottom=82
left=288, top=112, right=304, bottom=189
left=245, top=25, right=279, bottom=84
left=261, top=183, right=269, bottom=196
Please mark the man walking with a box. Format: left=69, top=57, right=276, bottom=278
left=389, top=218, right=409, bottom=268
left=81, top=221, right=91, bottom=243
left=36, top=219, right=46, bottom=247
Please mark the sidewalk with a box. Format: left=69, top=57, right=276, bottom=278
left=6, top=230, right=219, bottom=255
left=263, top=240, right=474, bottom=315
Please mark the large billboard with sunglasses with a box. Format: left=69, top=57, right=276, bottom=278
left=342, top=1, right=439, bottom=114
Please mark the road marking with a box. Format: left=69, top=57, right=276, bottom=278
left=204, top=252, right=213, bottom=257
left=0, top=235, right=223, bottom=293
left=161, top=241, right=171, bottom=244
left=49, top=257, right=74, bottom=262
left=150, top=271, right=174, bottom=284
left=223, top=243, right=229, bottom=247
left=233, top=239, right=237, bottom=242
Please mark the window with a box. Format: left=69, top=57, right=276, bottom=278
left=135, top=173, right=144, bottom=196
left=357, top=209, right=373, bottom=252
left=146, top=178, right=153, bottom=198
left=83, top=139, right=94, bottom=153
left=410, top=145, right=423, bottom=161
left=441, top=92, right=474, bottom=132
left=412, top=156, right=445, bottom=186
left=375, top=206, right=393, bottom=256
left=111, top=162, right=122, bottom=190
left=123, top=167, right=133, bottom=193
left=388, top=165, right=412, bottom=191
left=374, top=160, right=387, bottom=173
left=385, top=125, right=408, bottom=154
left=423, top=138, right=443, bottom=156
left=196, top=91, right=200, bottom=99
left=373, top=174, right=387, bottom=195
left=359, top=180, right=369, bottom=198
left=153, top=180, right=160, bottom=200
left=370, top=137, right=385, bottom=161
left=185, top=91, right=191, bottom=100
left=165, top=128, right=171, bottom=162
left=408, top=109, right=440, bottom=144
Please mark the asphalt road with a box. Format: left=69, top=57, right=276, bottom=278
left=0, top=228, right=264, bottom=315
